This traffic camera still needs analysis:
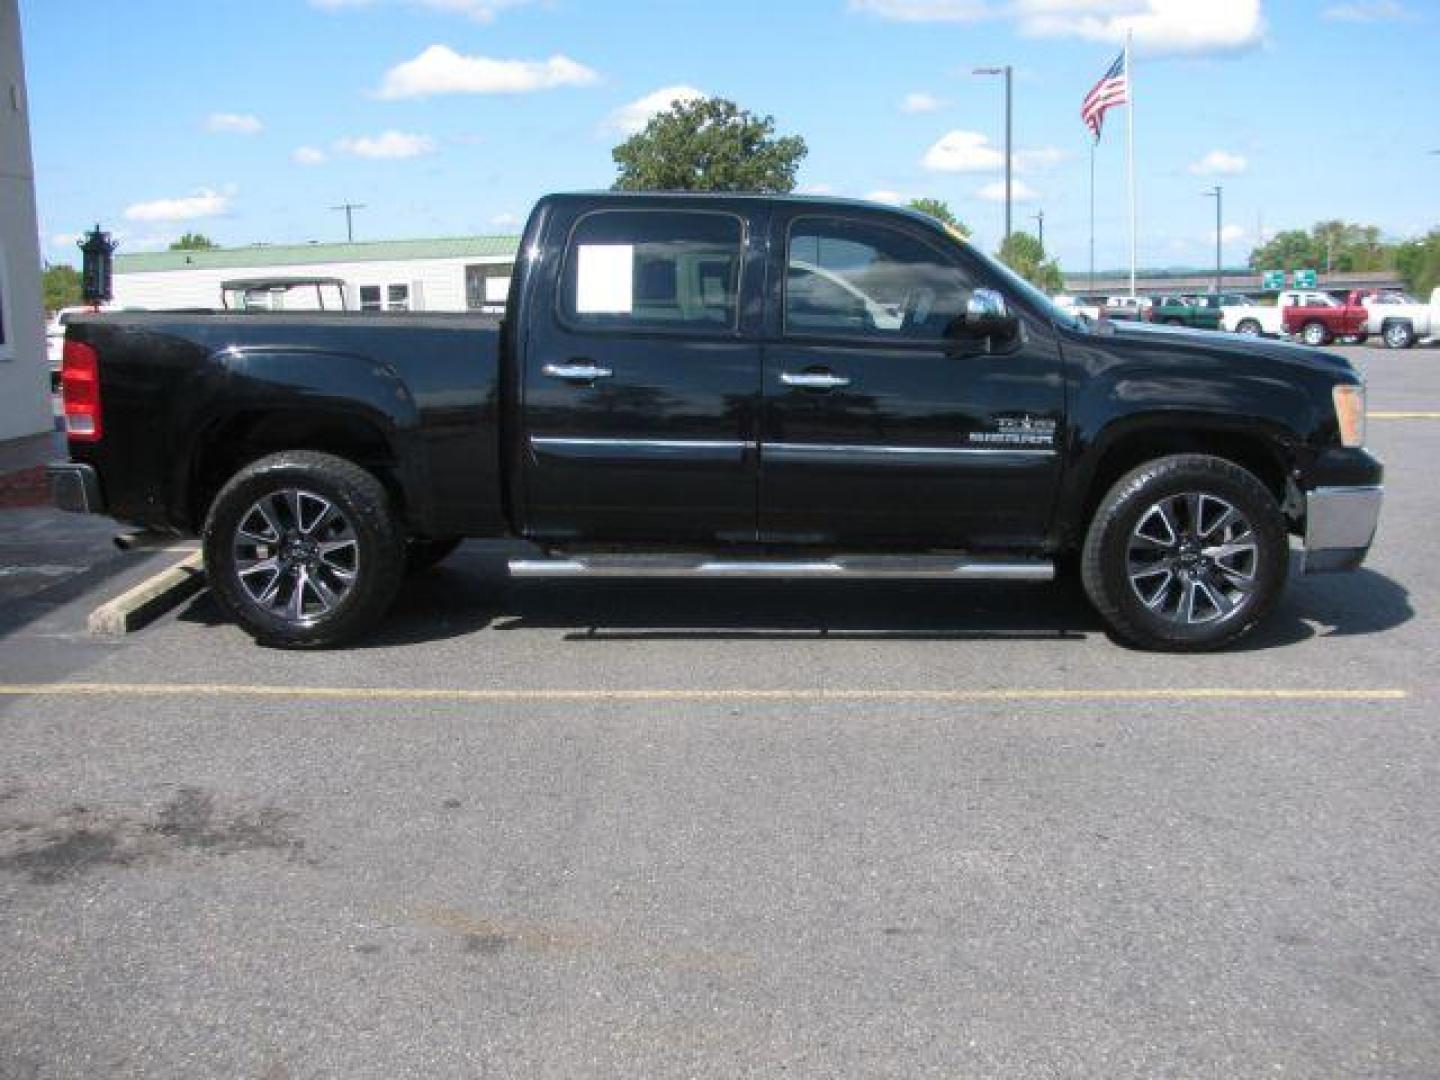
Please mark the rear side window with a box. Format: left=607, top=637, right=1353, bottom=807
left=561, top=210, right=743, bottom=332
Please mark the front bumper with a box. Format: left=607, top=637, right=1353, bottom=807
left=1302, top=484, right=1382, bottom=573
left=46, top=462, right=104, bottom=515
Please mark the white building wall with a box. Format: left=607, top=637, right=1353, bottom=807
left=113, top=255, right=512, bottom=313
left=0, top=0, right=52, bottom=441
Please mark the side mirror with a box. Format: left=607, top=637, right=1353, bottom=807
left=945, top=288, right=1020, bottom=352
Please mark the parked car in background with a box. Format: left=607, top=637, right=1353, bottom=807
left=1356, top=287, right=1440, bottom=349
left=1220, top=295, right=1283, bottom=337
left=1052, top=294, right=1102, bottom=322
left=1149, top=294, right=1222, bottom=330
left=1280, top=290, right=1370, bottom=346
left=1104, top=295, right=1152, bottom=322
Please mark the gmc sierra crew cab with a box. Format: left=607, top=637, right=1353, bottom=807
left=48, top=193, right=1383, bottom=651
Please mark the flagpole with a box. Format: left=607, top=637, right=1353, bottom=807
left=1125, top=28, right=1137, bottom=297
left=1089, top=137, right=1096, bottom=293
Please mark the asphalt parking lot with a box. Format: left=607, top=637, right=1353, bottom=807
left=1, top=345, right=1436, bottom=1078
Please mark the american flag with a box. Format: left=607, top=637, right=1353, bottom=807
left=1081, top=50, right=1128, bottom=141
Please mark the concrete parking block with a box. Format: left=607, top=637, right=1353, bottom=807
left=86, top=552, right=205, bottom=636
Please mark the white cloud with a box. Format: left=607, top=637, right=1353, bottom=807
left=376, top=45, right=599, bottom=99
left=1189, top=149, right=1247, bottom=175
left=490, top=212, right=519, bottom=227
left=1322, top=1, right=1410, bottom=20
left=854, top=0, right=1265, bottom=56
left=901, top=92, right=943, bottom=113
left=605, top=85, right=706, bottom=135
left=922, top=131, right=1064, bottom=174
left=865, top=190, right=910, bottom=205
left=796, top=182, right=835, bottom=195
left=335, top=131, right=437, bottom=159
left=205, top=112, right=263, bottom=135
left=49, top=232, right=80, bottom=251
left=1221, top=224, right=1246, bottom=243
left=313, top=0, right=538, bottom=20
left=850, top=0, right=990, bottom=22
left=976, top=179, right=1039, bottom=203
left=124, top=189, right=231, bottom=222
left=292, top=146, right=328, bottom=166
left=922, top=130, right=1005, bottom=173
left=1018, top=0, right=1266, bottom=56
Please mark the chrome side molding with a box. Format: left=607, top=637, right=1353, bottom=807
left=508, top=554, right=1054, bottom=581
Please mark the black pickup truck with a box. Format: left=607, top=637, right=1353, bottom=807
left=49, top=192, right=1382, bottom=651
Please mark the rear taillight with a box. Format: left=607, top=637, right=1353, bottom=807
left=61, top=339, right=102, bottom=442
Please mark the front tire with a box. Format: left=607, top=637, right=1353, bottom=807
left=1301, top=321, right=1330, bottom=347
left=203, top=451, right=405, bottom=647
left=1236, top=318, right=1263, bottom=336
left=1081, top=454, right=1289, bottom=651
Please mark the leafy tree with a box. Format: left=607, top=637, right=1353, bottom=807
left=997, top=231, right=1063, bottom=292
left=1248, top=221, right=1393, bottom=274
left=1395, top=230, right=1440, bottom=298
left=169, top=232, right=218, bottom=251
left=906, top=198, right=970, bottom=237
left=42, top=264, right=82, bottom=312
left=612, top=97, right=807, bottom=193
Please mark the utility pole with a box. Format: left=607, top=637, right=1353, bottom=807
left=1203, top=185, right=1222, bottom=295
left=1032, top=209, right=1045, bottom=250
left=974, top=65, right=1013, bottom=242
left=330, top=202, right=366, bottom=243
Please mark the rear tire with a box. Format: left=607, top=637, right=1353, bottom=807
left=203, top=451, right=405, bottom=648
left=1081, top=454, right=1289, bottom=651
left=1301, top=321, right=1330, bottom=347
left=1383, top=321, right=1416, bottom=349
left=1236, top=318, right=1262, bottom=336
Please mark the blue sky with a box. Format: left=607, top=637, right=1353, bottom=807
left=20, top=0, right=1439, bottom=272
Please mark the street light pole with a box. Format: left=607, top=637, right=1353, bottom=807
left=974, top=65, right=1013, bottom=242
left=330, top=202, right=366, bottom=243
left=1204, top=185, right=1222, bottom=295
left=1032, top=209, right=1045, bottom=250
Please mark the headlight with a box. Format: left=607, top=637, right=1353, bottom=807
left=1332, top=384, right=1366, bottom=448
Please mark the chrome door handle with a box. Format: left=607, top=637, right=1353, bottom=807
left=780, top=371, right=851, bottom=389
left=543, top=362, right=613, bottom=382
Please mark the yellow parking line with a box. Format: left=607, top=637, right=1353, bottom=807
left=0, top=682, right=1408, bottom=703
left=1370, top=411, right=1440, bottom=420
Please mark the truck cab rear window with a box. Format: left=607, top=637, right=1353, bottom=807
left=561, top=211, right=742, bottom=332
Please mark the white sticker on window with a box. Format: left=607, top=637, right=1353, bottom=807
left=575, top=244, right=634, bottom=314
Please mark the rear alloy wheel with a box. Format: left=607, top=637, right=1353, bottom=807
left=1082, top=454, right=1288, bottom=651
left=204, top=451, right=405, bottom=647
left=1383, top=321, right=1416, bottom=349
left=1236, top=319, right=1263, bottom=336
left=1301, top=321, right=1330, bottom=347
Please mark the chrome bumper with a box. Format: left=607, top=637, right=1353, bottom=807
left=1302, top=485, right=1382, bottom=573
left=46, top=462, right=103, bottom=515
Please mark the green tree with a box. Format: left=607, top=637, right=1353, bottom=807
left=1395, top=230, right=1440, bottom=298
left=612, top=97, right=807, bottom=193
left=169, top=232, right=218, bottom=251
left=1248, top=221, right=1395, bottom=274
left=906, top=198, right=970, bottom=237
left=42, top=264, right=83, bottom=312
left=997, top=231, right=1063, bottom=292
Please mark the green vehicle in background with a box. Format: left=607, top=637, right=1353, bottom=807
left=1148, top=294, right=1224, bottom=330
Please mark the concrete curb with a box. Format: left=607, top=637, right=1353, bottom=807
left=87, top=552, right=206, bottom=636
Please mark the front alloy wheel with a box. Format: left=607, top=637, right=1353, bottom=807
left=1302, top=321, right=1329, bottom=347
left=1126, top=492, right=1257, bottom=626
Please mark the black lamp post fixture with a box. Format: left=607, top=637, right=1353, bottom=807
left=77, top=225, right=118, bottom=307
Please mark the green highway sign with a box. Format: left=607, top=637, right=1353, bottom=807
left=1261, top=270, right=1285, bottom=290
left=1293, top=269, right=1318, bottom=288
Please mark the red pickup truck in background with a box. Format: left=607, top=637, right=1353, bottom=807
left=1281, top=290, right=1370, bottom=346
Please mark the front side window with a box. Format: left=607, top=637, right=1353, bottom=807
left=359, top=285, right=382, bottom=312
left=387, top=284, right=410, bottom=312
left=785, top=217, right=970, bottom=341
left=561, top=210, right=742, bottom=332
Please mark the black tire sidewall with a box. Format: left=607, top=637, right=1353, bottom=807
left=1082, top=455, right=1289, bottom=651
left=1237, top=319, right=1261, bottom=335
left=1385, top=323, right=1414, bottom=349
left=203, top=452, right=405, bottom=647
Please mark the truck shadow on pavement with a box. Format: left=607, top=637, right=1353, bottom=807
left=175, top=544, right=1413, bottom=652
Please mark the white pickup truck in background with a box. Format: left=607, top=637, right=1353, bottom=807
left=1360, top=287, right=1440, bottom=349
left=1220, top=293, right=1289, bottom=337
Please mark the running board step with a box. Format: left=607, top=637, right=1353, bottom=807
left=507, top=555, right=1053, bottom=582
